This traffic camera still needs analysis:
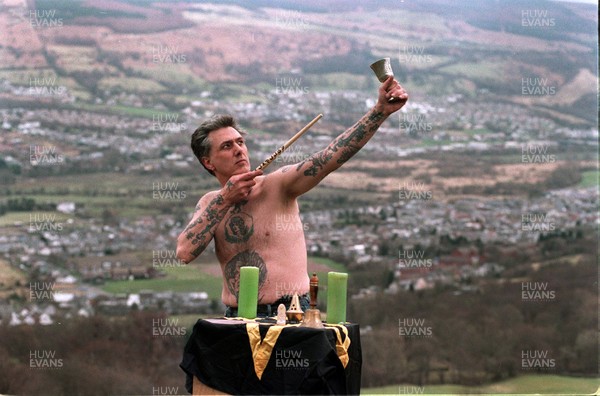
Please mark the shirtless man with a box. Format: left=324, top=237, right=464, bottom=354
left=176, top=76, right=408, bottom=316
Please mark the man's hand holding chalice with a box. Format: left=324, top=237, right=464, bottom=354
left=375, top=75, right=409, bottom=116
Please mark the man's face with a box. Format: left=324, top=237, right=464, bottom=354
left=202, top=127, right=250, bottom=178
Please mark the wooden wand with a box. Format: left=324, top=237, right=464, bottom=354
left=255, top=113, right=323, bottom=171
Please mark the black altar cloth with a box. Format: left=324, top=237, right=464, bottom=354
left=180, top=318, right=362, bottom=395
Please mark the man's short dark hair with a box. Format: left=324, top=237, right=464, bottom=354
left=191, top=114, right=246, bottom=176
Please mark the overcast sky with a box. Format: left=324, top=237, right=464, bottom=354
left=554, top=0, right=598, bottom=4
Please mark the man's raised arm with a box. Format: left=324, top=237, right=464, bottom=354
left=280, top=76, right=408, bottom=197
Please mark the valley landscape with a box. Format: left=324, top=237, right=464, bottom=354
left=0, top=0, right=598, bottom=394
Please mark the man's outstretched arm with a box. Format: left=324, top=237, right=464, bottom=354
left=279, top=76, right=408, bottom=197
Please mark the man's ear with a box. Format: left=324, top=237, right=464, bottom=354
left=201, top=157, right=215, bottom=172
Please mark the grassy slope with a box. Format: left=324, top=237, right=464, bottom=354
left=101, top=264, right=223, bottom=297
left=580, top=170, right=599, bottom=188
left=101, top=256, right=347, bottom=298
left=363, top=374, right=599, bottom=395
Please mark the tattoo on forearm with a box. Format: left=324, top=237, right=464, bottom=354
left=296, top=109, right=385, bottom=177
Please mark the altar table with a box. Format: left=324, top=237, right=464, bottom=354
left=180, top=318, right=362, bottom=395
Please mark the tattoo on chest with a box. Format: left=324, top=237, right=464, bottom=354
left=225, top=201, right=254, bottom=243
left=224, top=250, right=268, bottom=300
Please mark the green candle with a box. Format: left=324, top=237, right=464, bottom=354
left=327, top=272, right=348, bottom=324
left=238, top=266, right=259, bottom=319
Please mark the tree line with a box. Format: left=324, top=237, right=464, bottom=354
left=351, top=233, right=597, bottom=387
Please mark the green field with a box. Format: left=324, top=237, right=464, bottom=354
left=310, top=256, right=346, bottom=272
left=580, top=170, right=599, bottom=188
left=101, top=264, right=223, bottom=298
left=139, top=64, right=208, bottom=90
left=463, top=128, right=494, bottom=137
left=2, top=169, right=387, bottom=218
left=101, top=256, right=347, bottom=298
left=305, top=72, right=371, bottom=91
left=439, top=60, right=507, bottom=83
left=2, top=172, right=217, bottom=218
left=0, top=68, right=59, bottom=85
left=417, top=138, right=453, bottom=147
left=76, top=102, right=163, bottom=118
left=7, top=172, right=210, bottom=192
left=0, top=193, right=166, bottom=219
left=0, top=258, right=27, bottom=291
left=98, top=76, right=166, bottom=93
left=308, top=256, right=348, bottom=288
left=363, top=374, right=599, bottom=395
left=0, top=210, right=73, bottom=227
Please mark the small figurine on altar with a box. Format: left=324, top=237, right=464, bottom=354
left=276, top=303, right=287, bottom=325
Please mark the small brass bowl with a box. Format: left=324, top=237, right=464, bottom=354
left=286, top=311, right=303, bottom=323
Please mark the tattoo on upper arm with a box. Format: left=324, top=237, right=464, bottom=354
left=188, top=194, right=229, bottom=256
left=296, top=149, right=333, bottom=177
left=183, top=201, right=206, bottom=236
left=296, top=110, right=385, bottom=178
